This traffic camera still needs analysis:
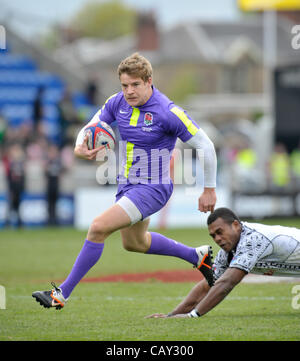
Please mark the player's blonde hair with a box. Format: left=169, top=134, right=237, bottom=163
left=117, top=52, right=153, bottom=82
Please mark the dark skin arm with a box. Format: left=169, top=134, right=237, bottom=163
left=170, top=279, right=210, bottom=315
left=189, top=267, right=247, bottom=318
left=146, top=279, right=210, bottom=318
left=146, top=267, right=246, bottom=319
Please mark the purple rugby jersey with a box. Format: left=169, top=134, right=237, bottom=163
left=91, top=86, right=199, bottom=186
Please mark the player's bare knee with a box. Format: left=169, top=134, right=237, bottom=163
left=122, top=238, right=147, bottom=253
left=122, top=242, right=136, bottom=252
left=88, top=219, right=109, bottom=242
left=122, top=238, right=137, bottom=252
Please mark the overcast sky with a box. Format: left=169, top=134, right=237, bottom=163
left=0, top=0, right=241, bottom=38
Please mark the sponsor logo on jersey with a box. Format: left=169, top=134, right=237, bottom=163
left=256, top=262, right=300, bottom=271
left=142, top=127, right=152, bottom=132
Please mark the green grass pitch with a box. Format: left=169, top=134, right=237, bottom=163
left=0, top=220, right=300, bottom=341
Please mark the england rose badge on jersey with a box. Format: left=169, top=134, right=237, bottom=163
left=144, top=112, right=153, bottom=126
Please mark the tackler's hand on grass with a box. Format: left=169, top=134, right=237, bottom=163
left=145, top=313, right=168, bottom=319
left=145, top=313, right=189, bottom=319
left=167, top=313, right=190, bottom=318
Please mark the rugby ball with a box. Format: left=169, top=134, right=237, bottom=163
left=84, top=121, right=116, bottom=151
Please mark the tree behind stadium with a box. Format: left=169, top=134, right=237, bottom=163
left=70, top=0, right=137, bottom=40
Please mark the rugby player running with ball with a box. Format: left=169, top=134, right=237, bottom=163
left=32, top=53, right=217, bottom=309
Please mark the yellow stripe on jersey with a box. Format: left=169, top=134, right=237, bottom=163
left=170, top=107, right=198, bottom=136
left=124, top=141, right=135, bottom=178
left=100, top=93, right=118, bottom=113
left=105, top=93, right=118, bottom=104
left=129, top=107, right=140, bottom=126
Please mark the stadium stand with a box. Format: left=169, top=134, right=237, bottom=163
left=0, top=41, right=99, bottom=228
left=0, top=44, right=94, bottom=144
left=0, top=47, right=64, bottom=143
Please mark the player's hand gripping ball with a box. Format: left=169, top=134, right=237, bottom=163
left=84, top=121, right=116, bottom=151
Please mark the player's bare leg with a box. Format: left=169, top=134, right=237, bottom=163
left=87, top=204, right=132, bottom=243
left=121, top=217, right=214, bottom=286
left=33, top=205, right=132, bottom=309
left=120, top=218, right=151, bottom=253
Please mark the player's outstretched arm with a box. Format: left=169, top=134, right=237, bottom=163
left=146, top=279, right=210, bottom=318
left=189, top=267, right=246, bottom=317
left=173, top=267, right=246, bottom=318
left=147, top=268, right=246, bottom=319
left=169, top=279, right=210, bottom=315
left=198, top=187, right=217, bottom=213
left=186, top=129, right=217, bottom=213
